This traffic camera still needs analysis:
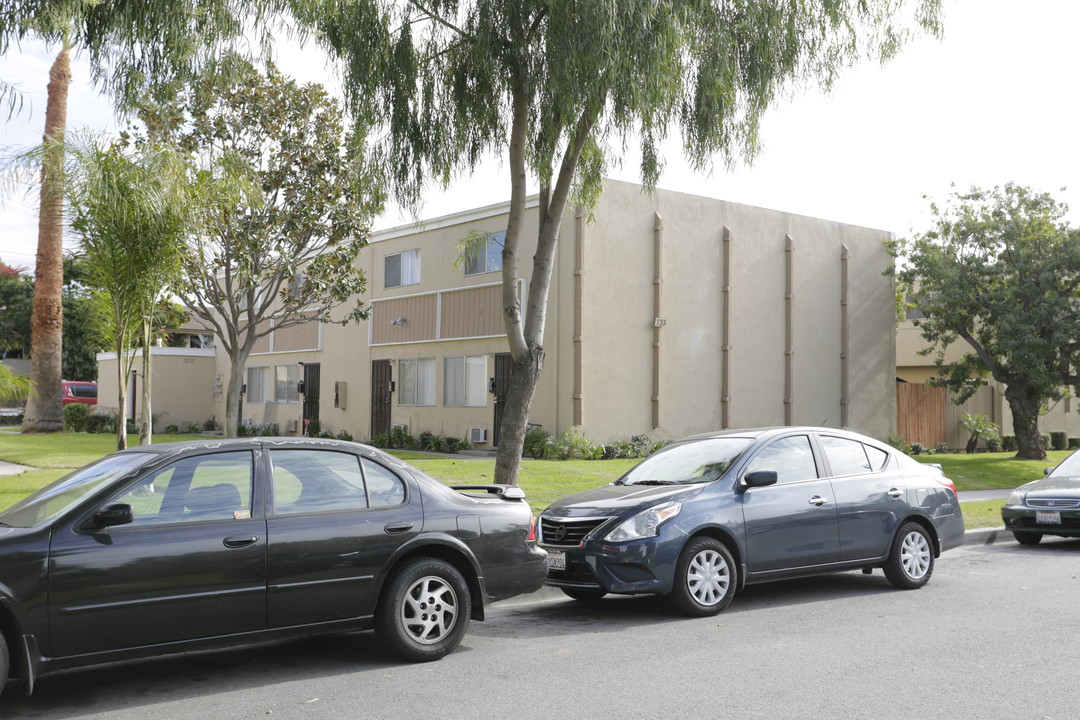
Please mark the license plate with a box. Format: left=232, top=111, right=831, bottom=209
left=1036, top=511, right=1062, bottom=525
left=546, top=550, right=566, bottom=571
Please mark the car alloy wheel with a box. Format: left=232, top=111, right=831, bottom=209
left=671, top=537, right=737, bottom=617
left=375, top=557, right=472, bottom=662
left=883, top=522, right=934, bottom=589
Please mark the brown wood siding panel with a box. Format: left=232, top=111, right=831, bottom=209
left=273, top=316, right=319, bottom=352
left=896, top=382, right=947, bottom=447
left=372, top=295, right=438, bottom=344
left=250, top=320, right=272, bottom=354
left=441, top=285, right=503, bottom=339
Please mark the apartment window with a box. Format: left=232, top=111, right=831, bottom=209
left=444, top=355, right=487, bottom=407
left=386, top=249, right=420, bottom=288
left=274, top=364, right=302, bottom=404
left=399, top=358, right=436, bottom=406
left=464, top=231, right=505, bottom=276
left=246, top=366, right=271, bottom=403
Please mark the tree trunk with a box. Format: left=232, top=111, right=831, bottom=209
left=223, top=336, right=256, bottom=438
left=493, top=346, right=544, bottom=485
left=1005, top=384, right=1046, bottom=460
left=115, top=338, right=129, bottom=451
left=22, top=48, right=70, bottom=434
left=139, top=321, right=152, bottom=446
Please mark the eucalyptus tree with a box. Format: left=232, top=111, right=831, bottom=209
left=0, top=0, right=280, bottom=433
left=293, top=0, right=943, bottom=484
left=135, top=58, right=385, bottom=436
left=896, top=184, right=1080, bottom=461
left=67, top=141, right=190, bottom=450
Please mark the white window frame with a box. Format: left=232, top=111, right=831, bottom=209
left=385, top=249, right=420, bottom=288
left=246, top=366, right=271, bottom=403
left=274, top=364, right=302, bottom=404
left=464, top=231, right=505, bottom=276
left=399, top=357, right=436, bottom=406
left=443, top=355, right=487, bottom=407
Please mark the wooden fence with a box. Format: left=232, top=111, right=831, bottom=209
left=896, top=382, right=947, bottom=447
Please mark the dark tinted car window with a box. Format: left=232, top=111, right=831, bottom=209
left=363, top=458, right=406, bottom=506
left=114, top=451, right=253, bottom=525
left=745, top=435, right=818, bottom=484
left=70, top=384, right=97, bottom=398
left=820, top=435, right=872, bottom=477
left=271, top=449, right=367, bottom=514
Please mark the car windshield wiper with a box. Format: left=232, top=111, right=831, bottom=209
left=628, top=480, right=682, bottom=486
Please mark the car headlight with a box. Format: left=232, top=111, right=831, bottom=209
left=1006, top=491, right=1024, bottom=507
left=605, top=501, right=682, bottom=542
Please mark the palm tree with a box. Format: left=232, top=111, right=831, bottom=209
left=0, top=0, right=277, bottom=432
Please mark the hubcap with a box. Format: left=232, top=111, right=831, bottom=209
left=400, top=575, right=458, bottom=645
left=686, top=549, right=730, bottom=606
left=900, top=531, right=931, bottom=579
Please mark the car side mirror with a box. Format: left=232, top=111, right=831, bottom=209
left=91, top=503, right=134, bottom=529
left=1045, top=466, right=1056, bottom=477
left=742, top=470, right=778, bottom=490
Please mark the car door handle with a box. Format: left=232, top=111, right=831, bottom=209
left=223, top=535, right=259, bottom=548
left=888, top=488, right=904, bottom=498
left=808, top=496, right=829, bottom=506
left=384, top=521, right=414, bottom=534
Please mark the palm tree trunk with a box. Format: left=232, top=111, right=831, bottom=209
left=22, top=47, right=70, bottom=434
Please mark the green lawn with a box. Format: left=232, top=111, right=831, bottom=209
left=0, top=432, right=1037, bottom=529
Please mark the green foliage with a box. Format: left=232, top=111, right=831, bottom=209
left=305, top=419, right=323, bottom=437
left=164, top=424, right=179, bottom=434
left=960, top=412, right=1000, bottom=454
left=62, top=403, right=91, bottom=432
left=1069, top=437, right=1080, bottom=450
left=0, top=363, right=31, bottom=405
left=546, top=427, right=603, bottom=461
left=909, top=442, right=927, bottom=456
left=202, top=416, right=219, bottom=432
left=131, top=56, right=385, bottom=436
left=335, top=429, right=353, bottom=442
left=1002, top=435, right=1018, bottom=452
left=179, top=421, right=201, bottom=434
left=886, top=433, right=911, bottom=454
left=522, top=426, right=552, bottom=459
left=895, top=184, right=1080, bottom=460
left=1050, top=431, right=1068, bottom=451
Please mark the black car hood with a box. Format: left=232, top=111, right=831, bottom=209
left=543, top=483, right=702, bottom=517
left=1019, top=475, right=1080, bottom=496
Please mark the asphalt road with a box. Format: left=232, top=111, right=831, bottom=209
left=4, top=536, right=1078, bottom=720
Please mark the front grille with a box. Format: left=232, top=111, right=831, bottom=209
left=1027, top=498, right=1080, bottom=508
left=547, top=558, right=602, bottom=586
left=540, top=517, right=610, bottom=547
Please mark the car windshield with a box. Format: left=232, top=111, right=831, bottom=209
left=0, top=453, right=158, bottom=528
left=617, top=437, right=753, bottom=486
left=1049, top=449, right=1080, bottom=478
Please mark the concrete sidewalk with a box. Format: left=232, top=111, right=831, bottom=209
left=0, top=460, right=33, bottom=476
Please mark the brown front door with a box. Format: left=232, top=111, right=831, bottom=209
left=371, top=360, right=392, bottom=438
left=492, top=353, right=512, bottom=447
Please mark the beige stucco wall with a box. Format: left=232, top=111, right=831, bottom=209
left=571, top=180, right=896, bottom=443
left=97, top=348, right=217, bottom=430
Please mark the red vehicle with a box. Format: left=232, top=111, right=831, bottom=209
left=61, top=381, right=97, bottom=407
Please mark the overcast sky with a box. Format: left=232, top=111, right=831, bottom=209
left=2, top=0, right=1078, bottom=271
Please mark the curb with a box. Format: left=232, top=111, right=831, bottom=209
left=963, top=526, right=1012, bottom=546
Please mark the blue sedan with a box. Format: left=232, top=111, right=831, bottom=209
left=539, top=427, right=964, bottom=616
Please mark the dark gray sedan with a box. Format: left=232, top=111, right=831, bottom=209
left=0, top=438, right=546, bottom=695
left=1002, top=448, right=1080, bottom=544
left=540, top=427, right=965, bottom=616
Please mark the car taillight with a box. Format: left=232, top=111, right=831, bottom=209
left=528, top=515, right=537, bottom=542
left=935, top=475, right=958, bottom=499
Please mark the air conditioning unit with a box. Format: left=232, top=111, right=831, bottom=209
left=392, top=423, right=408, bottom=434
left=287, top=419, right=298, bottom=433
left=241, top=418, right=253, bottom=427
left=469, top=427, right=488, bottom=443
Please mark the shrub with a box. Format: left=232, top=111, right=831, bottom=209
left=202, top=415, right=219, bottom=432
left=1070, top=437, right=1080, bottom=450
left=1050, top=431, right=1068, bottom=451
left=960, top=412, right=1000, bottom=454
left=85, top=412, right=115, bottom=434
left=986, top=436, right=1002, bottom=452
left=522, top=426, right=551, bottom=459
left=370, top=432, right=390, bottom=448
left=1002, top=435, right=1017, bottom=452
left=547, top=427, right=602, bottom=460
left=164, top=424, right=179, bottom=434
left=935, top=442, right=950, bottom=454
left=63, top=402, right=91, bottom=432
left=180, top=421, right=201, bottom=434
left=886, top=433, right=910, bottom=454
left=336, top=429, right=353, bottom=442
left=1042, top=434, right=1052, bottom=451
left=909, top=442, right=927, bottom=456
left=306, top=419, right=323, bottom=437
left=389, top=426, right=417, bottom=449
left=439, top=435, right=470, bottom=454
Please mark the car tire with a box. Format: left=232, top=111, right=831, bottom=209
left=561, top=588, right=607, bottom=602
left=670, top=537, right=737, bottom=617
left=375, top=558, right=471, bottom=662
left=883, top=522, right=934, bottom=589
left=1012, top=530, right=1043, bottom=545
